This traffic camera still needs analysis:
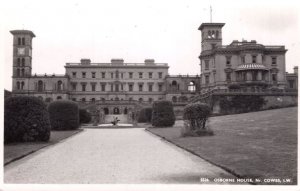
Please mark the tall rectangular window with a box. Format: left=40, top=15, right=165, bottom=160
left=111, top=73, right=113, bottom=79
left=22, top=38, right=25, bottom=45
left=158, top=72, right=163, bottom=79
left=252, top=55, right=257, bottom=63
left=129, top=72, right=133, bottom=79
left=271, top=57, right=277, bottom=65
left=205, top=75, right=209, bottom=84
left=149, top=72, right=152, bottom=79
left=242, top=56, right=245, bottom=63
left=205, top=60, right=209, bottom=70
left=139, top=72, right=143, bottom=79
left=82, top=84, right=86, bottom=91
left=158, top=84, right=163, bottom=91
left=91, top=84, right=96, bottom=91
left=139, top=84, right=143, bottom=91
left=148, top=84, right=153, bottom=92
left=101, top=72, right=105, bottom=79
left=121, top=73, right=123, bottom=79
left=272, top=74, right=277, bottom=81
left=72, top=72, right=76, bottom=78
left=129, top=84, right=133, bottom=91
left=72, top=83, right=76, bottom=91
left=92, top=72, right=96, bottom=78
left=101, top=84, right=105, bottom=91
left=18, top=38, right=21, bottom=45
left=111, top=84, right=113, bottom=91
left=82, top=72, right=86, bottom=78
left=115, top=84, right=119, bottom=92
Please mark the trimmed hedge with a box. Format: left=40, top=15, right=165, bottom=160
left=48, top=100, right=79, bottom=130
left=138, top=107, right=152, bottom=123
left=4, top=96, right=51, bottom=143
left=182, top=102, right=213, bottom=136
left=79, top=109, right=92, bottom=124
left=152, top=100, right=175, bottom=127
left=219, top=95, right=266, bottom=114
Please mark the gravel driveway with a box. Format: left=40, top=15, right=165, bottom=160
left=5, top=128, right=236, bottom=184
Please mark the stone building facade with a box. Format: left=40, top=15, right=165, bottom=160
left=10, top=30, right=200, bottom=115
left=198, top=23, right=288, bottom=93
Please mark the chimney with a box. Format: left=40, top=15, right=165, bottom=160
left=144, top=59, right=155, bottom=65
left=294, top=66, right=298, bottom=74
left=80, top=59, right=91, bottom=65
left=111, top=58, right=124, bottom=65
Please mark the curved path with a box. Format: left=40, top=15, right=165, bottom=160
left=5, top=128, right=236, bottom=184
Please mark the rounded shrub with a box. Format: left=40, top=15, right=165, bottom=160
left=138, top=107, right=152, bottom=123
left=4, top=96, right=51, bottom=143
left=182, top=102, right=213, bottom=136
left=79, top=109, right=92, bottom=124
left=152, top=100, right=175, bottom=127
left=48, top=100, right=79, bottom=130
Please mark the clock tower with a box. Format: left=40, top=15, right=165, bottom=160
left=10, top=30, right=35, bottom=91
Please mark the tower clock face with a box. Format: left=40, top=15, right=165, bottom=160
left=17, top=48, right=25, bottom=55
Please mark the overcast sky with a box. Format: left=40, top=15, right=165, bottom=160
left=1, top=0, right=299, bottom=91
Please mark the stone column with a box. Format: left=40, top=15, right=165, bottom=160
left=246, top=71, right=252, bottom=81
left=257, top=71, right=262, bottom=81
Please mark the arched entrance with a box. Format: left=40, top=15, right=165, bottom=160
left=113, top=107, right=120, bottom=114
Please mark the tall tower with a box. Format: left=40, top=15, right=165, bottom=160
left=10, top=30, right=35, bottom=91
left=198, top=23, right=225, bottom=52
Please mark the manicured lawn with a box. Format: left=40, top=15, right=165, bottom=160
left=4, top=129, right=83, bottom=165
left=147, top=107, right=297, bottom=185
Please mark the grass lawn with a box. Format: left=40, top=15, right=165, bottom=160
left=4, top=129, right=83, bottom=165
left=147, top=107, right=297, bottom=185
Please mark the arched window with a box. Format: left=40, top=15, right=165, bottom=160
left=38, top=80, right=43, bottom=92
left=82, top=98, right=86, bottom=102
left=91, top=98, right=96, bottom=102
left=17, top=69, right=20, bottom=77
left=101, top=98, right=105, bottom=102
left=139, top=98, right=143, bottom=103
left=21, top=69, right=25, bottom=76
left=148, top=97, right=153, bottom=103
left=17, top=58, right=21, bottom=66
left=211, top=31, right=215, bottom=38
left=129, top=97, right=133, bottom=101
left=57, top=81, right=63, bottom=91
left=21, top=58, right=25, bottom=66
left=124, top=107, right=128, bottom=114
left=172, top=96, right=177, bottom=103
left=16, top=81, right=20, bottom=90
left=21, top=81, right=25, bottom=90
left=188, top=81, right=196, bottom=92
left=171, top=81, right=178, bottom=91
left=208, top=30, right=211, bottom=38
left=57, top=96, right=62, bottom=100
left=103, top=108, right=109, bottom=115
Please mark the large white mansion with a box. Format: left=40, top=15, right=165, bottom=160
left=10, top=22, right=297, bottom=115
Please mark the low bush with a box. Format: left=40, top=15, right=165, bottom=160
left=219, top=95, right=266, bottom=114
left=152, top=100, right=175, bottom=127
left=48, top=100, right=79, bottom=130
left=79, top=109, right=92, bottom=124
left=4, top=96, right=51, bottom=143
left=182, top=102, right=213, bottom=137
left=138, top=107, right=152, bottom=123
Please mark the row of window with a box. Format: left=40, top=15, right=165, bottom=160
left=16, top=81, right=25, bottom=90
left=71, top=71, right=164, bottom=79
left=16, top=68, right=25, bottom=77
left=72, top=83, right=163, bottom=92
left=204, top=56, right=278, bottom=70
left=204, top=72, right=278, bottom=85
left=16, top=58, right=26, bottom=66
left=17, top=37, right=26, bottom=45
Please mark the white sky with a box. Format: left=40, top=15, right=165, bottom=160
left=1, top=0, right=300, bottom=91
